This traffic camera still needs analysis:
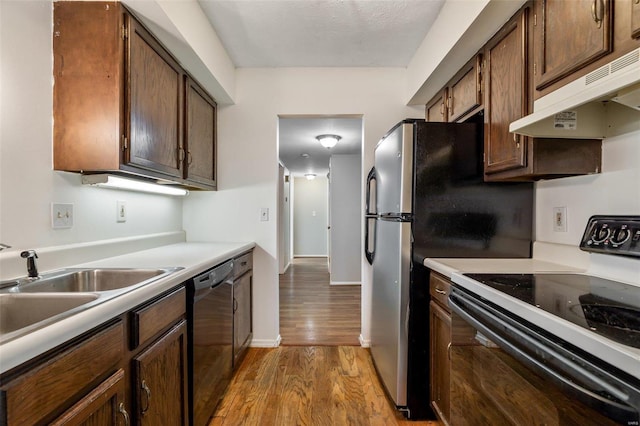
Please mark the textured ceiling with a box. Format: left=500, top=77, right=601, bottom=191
left=198, top=0, right=446, bottom=67
left=279, top=117, right=362, bottom=177
left=198, top=0, right=445, bottom=175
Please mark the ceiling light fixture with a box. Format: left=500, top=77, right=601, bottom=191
left=304, top=173, right=317, bottom=180
left=316, top=134, right=341, bottom=149
left=81, top=174, right=189, bottom=196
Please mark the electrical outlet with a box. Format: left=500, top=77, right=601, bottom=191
left=553, top=206, right=567, bottom=232
left=117, top=200, right=127, bottom=223
left=260, top=207, right=269, bottom=222
left=52, top=203, right=73, bottom=229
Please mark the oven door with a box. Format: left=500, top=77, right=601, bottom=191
left=448, top=285, right=640, bottom=426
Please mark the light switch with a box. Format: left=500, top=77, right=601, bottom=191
left=260, top=207, right=269, bottom=222
left=117, top=200, right=127, bottom=223
left=52, top=203, right=73, bottom=229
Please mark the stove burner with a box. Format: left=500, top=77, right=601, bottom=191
left=464, top=273, right=640, bottom=349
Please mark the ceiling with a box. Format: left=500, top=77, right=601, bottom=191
left=198, top=0, right=445, bottom=68
left=197, top=0, right=445, bottom=176
left=279, top=117, right=362, bottom=177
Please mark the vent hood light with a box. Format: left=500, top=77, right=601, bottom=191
left=82, top=174, right=189, bottom=196
left=510, top=48, right=640, bottom=138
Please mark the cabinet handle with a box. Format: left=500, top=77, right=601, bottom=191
left=447, top=342, right=452, bottom=360
left=434, top=287, right=446, bottom=295
left=513, top=133, right=521, bottom=148
left=233, top=297, right=238, bottom=313
left=448, top=96, right=453, bottom=114
left=241, top=261, right=248, bottom=266
left=118, top=403, right=130, bottom=426
left=591, top=0, right=604, bottom=29
left=187, top=150, right=193, bottom=165
left=635, top=0, right=639, bottom=5
left=177, top=147, right=185, bottom=163
left=141, top=380, right=151, bottom=414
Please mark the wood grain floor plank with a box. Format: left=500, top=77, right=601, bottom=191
left=280, top=257, right=361, bottom=346
left=210, top=259, right=439, bottom=426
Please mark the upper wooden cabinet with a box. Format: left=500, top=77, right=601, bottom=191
left=126, top=15, right=184, bottom=179
left=447, top=55, right=483, bottom=122
left=53, top=1, right=217, bottom=190
left=533, top=0, right=640, bottom=99
left=534, top=0, right=613, bottom=91
left=425, top=55, right=482, bottom=124
left=632, top=0, right=640, bottom=39
left=425, top=89, right=447, bottom=122
left=185, top=77, right=217, bottom=189
left=483, top=7, right=530, bottom=176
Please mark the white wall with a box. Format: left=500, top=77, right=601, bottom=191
left=329, top=154, right=362, bottom=284
left=293, top=177, right=328, bottom=256
left=534, top=131, right=640, bottom=283
left=183, top=67, right=423, bottom=346
left=535, top=132, right=640, bottom=245
left=0, top=1, right=183, bottom=275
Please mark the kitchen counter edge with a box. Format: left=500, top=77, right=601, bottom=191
left=0, top=241, right=255, bottom=375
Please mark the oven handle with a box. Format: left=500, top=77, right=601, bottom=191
left=449, top=294, right=640, bottom=418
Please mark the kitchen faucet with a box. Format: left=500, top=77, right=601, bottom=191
left=20, top=250, right=39, bottom=278
left=0, top=243, right=11, bottom=251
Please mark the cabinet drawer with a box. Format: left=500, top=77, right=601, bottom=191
left=131, top=287, right=186, bottom=349
left=1, top=321, right=124, bottom=426
left=430, top=272, right=451, bottom=309
left=234, top=252, right=253, bottom=277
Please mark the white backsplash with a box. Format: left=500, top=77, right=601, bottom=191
left=534, top=130, right=640, bottom=285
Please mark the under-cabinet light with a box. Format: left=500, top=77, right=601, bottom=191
left=81, top=174, right=189, bottom=196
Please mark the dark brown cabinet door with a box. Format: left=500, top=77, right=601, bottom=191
left=50, top=369, right=129, bottom=426
left=430, top=301, right=451, bottom=424
left=185, top=77, right=217, bottom=189
left=134, top=321, right=188, bottom=426
left=534, top=0, right=612, bottom=90
left=633, top=0, right=640, bottom=39
left=126, top=15, right=183, bottom=179
left=484, top=9, right=529, bottom=176
left=233, top=271, right=252, bottom=366
left=448, top=55, right=482, bottom=122
left=425, top=89, right=447, bottom=122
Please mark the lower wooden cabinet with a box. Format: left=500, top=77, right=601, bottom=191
left=429, top=272, right=452, bottom=425
left=430, top=300, right=451, bottom=424
left=633, top=0, right=640, bottom=39
left=0, top=321, right=124, bottom=425
left=133, top=320, right=188, bottom=425
left=0, top=286, right=189, bottom=426
left=51, top=369, right=128, bottom=426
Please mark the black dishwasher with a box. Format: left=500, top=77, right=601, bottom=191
left=187, top=260, right=234, bottom=426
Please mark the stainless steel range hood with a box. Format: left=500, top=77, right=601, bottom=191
left=510, top=48, right=640, bottom=139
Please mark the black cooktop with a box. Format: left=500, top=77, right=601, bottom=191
left=464, top=273, right=640, bottom=349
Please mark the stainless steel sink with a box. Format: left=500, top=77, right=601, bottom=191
left=0, top=293, right=99, bottom=335
left=0, top=266, right=182, bottom=343
left=1, top=267, right=181, bottom=293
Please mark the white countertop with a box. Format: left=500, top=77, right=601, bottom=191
left=423, top=257, right=640, bottom=381
left=0, top=241, right=255, bottom=375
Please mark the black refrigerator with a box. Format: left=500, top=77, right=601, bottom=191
left=364, top=118, right=533, bottom=419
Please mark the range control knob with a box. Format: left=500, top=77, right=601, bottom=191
left=591, top=226, right=610, bottom=243
left=611, top=228, right=631, bottom=245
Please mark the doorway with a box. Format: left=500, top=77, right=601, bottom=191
left=277, top=115, right=363, bottom=345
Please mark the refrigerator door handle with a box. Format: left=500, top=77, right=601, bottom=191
left=365, top=167, right=377, bottom=265
left=365, top=216, right=377, bottom=265
left=365, top=167, right=377, bottom=216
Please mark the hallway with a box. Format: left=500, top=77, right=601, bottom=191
left=279, top=257, right=361, bottom=345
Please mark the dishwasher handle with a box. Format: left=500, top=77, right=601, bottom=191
left=193, top=260, right=234, bottom=298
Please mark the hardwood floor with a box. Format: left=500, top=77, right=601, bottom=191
left=211, top=346, right=439, bottom=426
left=211, top=258, right=439, bottom=425
left=279, top=257, right=361, bottom=346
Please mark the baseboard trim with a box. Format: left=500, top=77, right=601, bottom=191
left=330, top=281, right=361, bottom=286
left=250, top=335, right=282, bottom=348
left=359, top=334, right=370, bottom=348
